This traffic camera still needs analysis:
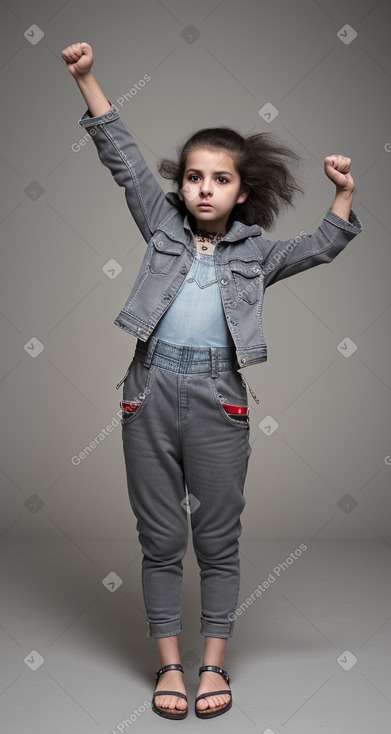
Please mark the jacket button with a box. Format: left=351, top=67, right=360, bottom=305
left=239, top=356, right=247, bottom=365
left=220, top=278, right=228, bottom=285
left=156, top=241, right=163, bottom=248
left=180, top=267, right=187, bottom=274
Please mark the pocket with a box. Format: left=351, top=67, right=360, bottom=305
left=118, top=359, right=156, bottom=426
left=120, top=400, right=142, bottom=424
left=221, top=403, right=249, bottom=421
left=149, top=234, right=184, bottom=274
left=229, top=259, right=263, bottom=305
left=209, top=369, right=250, bottom=428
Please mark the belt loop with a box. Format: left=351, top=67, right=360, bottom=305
left=209, top=347, right=219, bottom=378
left=143, top=335, right=158, bottom=368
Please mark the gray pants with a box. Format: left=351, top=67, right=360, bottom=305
left=118, top=336, right=252, bottom=639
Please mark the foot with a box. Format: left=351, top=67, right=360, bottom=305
left=195, top=669, right=231, bottom=713
left=154, top=668, right=188, bottom=714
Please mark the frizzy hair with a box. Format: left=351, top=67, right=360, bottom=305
left=157, top=126, right=306, bottom=231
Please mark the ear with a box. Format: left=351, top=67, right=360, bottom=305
left=236, top=188, right=250, bottom=205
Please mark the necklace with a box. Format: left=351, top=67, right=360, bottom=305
left=194, top=228, right=225, bottom=251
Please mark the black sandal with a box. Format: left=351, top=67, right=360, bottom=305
left=195, top=665, right=232, bottom=719
left=152, top=663, right=188, bottom=719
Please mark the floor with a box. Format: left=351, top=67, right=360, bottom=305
left=1, top=535, right=390, bottom=733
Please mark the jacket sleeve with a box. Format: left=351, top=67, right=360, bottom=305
left=77, top=103, right=174, bottom=242
left=259, top=208, right=363, bottom=287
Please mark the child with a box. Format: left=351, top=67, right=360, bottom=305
left=62, top=41, right=363, bottom=720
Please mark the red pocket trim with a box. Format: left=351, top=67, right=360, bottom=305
left=221, top=403, right=249, bottom=416
left=121, top=401, right=141, bottom=413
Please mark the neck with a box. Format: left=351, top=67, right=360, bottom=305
left=194, top=228, right=225, bottom=242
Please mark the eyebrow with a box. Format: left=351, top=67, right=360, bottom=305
left=185, top=168, right=233, bottom=176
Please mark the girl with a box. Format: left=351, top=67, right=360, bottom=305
left=62, top=41, right=362, bottom=720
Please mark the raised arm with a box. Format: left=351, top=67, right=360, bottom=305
left=259, top=154, right=363, bottom=286
left=325, top=154, right=355, bottom=223
left=61, top=42, right=174, bottom=242
left=61, top=42, right=111, bottom=117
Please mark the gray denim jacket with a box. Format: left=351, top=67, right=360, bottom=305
left=78, top=103, right=363, bottom=370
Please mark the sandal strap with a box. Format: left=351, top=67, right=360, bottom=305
left=198, top=665, right=230, bottom=685
left=195, top=689, right=232, bottom=703
left=153, top=690, right=187, bottom=702
left=155, top=663, right=184, bottom=683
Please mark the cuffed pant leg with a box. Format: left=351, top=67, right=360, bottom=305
left=181, top=371, right=252, bottom=638
left=121, top=361, right=189, bottom=638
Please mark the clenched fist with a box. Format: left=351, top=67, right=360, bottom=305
left=61, top=42, right=94, bottom=78
left=324, top=155, right=354, bottom=194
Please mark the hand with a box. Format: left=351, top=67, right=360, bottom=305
left=324, top=154, right=354, bottom=194
left=61, top=42, right=94, bottom=78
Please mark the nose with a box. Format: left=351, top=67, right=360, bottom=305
left=199, top=177, right=213, bottom=197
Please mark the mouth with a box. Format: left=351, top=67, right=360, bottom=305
left=197, top=203, right=213, bottom=209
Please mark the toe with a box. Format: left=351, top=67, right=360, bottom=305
left=155, top=694, right=187, bottom=711
left=196, top=697, right=209, bottom=710
left=175, top=697, right=188, bottom=710
left=198, top=693, right=230, bottom=711
left=207, top=694, right=225, bottom=709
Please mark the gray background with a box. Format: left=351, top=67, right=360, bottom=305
left=1, top=1, right=391, bottom=732
left=1, top=0, right=390, bottom=542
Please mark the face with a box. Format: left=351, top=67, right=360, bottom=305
left=178, top=148, right=249, bottom=233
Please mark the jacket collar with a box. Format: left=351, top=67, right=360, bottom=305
left=162, top=192, right=262, bottom=243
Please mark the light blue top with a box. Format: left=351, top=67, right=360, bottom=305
left=153, top=251, right=235, bottom=347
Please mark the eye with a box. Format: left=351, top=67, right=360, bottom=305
left=187, top=174, right=229, bottom=183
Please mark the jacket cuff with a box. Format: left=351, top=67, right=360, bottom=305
left=323, top=207, right=363, bottom=234
left=77, top=102, right=120, bottom=128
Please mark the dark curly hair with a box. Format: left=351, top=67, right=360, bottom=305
left=157, top=126, right=305, bottom=231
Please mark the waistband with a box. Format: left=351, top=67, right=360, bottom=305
left=134, top=336, right=238, bottom=376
